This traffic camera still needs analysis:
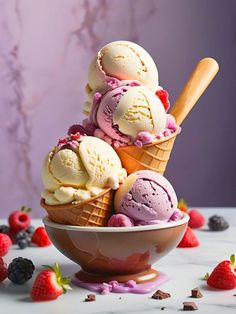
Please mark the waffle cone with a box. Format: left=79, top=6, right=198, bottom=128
left=41, top=188, right=114, bottom=227
left=115, top=131, right=178, bottom=175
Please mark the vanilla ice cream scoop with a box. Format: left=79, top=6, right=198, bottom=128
left=91, top=85, right=167, bottom=147
left=41, top=134, right=127, bottom=205
left=84, top=41, right=159, bottom=115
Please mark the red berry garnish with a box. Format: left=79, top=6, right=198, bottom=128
left=0, top=234, right=12, bottom=257
left=8, top=206, right=31, bottom=233
left=177, top=226, right=200, bottom=248
left=58, top=138, right=67, bottom=145
left=207, top=255, right=236, bottom=290
left=188, top=209, right=205, bottom=229
left=156, top=89, right=170, bottom=112
left=70, top=132, right=81, bottom=140
left=0, top=257, right=8, bottom=282
left=31, top=263, right=71, bottom=301
left=32, top=227, right=51, bottom=247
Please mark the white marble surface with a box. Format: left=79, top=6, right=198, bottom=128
left=0, top=208, right=236, bottom=313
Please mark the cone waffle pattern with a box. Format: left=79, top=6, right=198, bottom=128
left=115, top=132, right=177, bottom=175
left=41, top=188, right=114, bottom=227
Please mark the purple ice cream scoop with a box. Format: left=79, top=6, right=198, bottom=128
left=114, top=170, right=179, bottom=225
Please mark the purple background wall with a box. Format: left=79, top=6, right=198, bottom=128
left=0, top=0, right=235, bottom=217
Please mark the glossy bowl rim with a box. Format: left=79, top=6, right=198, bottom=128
left=43, top=212, right=189, bottom=233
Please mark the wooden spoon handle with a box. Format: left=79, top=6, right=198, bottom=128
left=170, top=58, right=219, bottom=126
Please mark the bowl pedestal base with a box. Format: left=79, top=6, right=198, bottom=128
left=73, top=268, right=168, bottom=294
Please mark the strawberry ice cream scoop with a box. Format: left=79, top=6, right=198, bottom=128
left=108, top=214, right=134, bottom=227
left=114, top=170, right=179, bottom=225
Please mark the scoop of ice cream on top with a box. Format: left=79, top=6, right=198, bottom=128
left=111, top=170, right=183, bottom=226
left=83, top=85, right=168, bottom=148
left=41, top=133, right=127, bottom=205
left=83, top=40, right=159, bottom=116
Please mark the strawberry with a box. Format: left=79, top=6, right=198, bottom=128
left=0, top=233, right=12, bottom=257
left=0, top=257, right=8, bottom=282
left=32, top=227, right=51, bottom=247
left=188, top=209, right=205, bottom=229
left=207, top=255, right=236, bottom=290
left=178, top=198, right=189, bottom=213
left=31, top=263, right=71, bottom=301
left=177, top=226, right=200, bottom=248
left=8, top=206, right=32, bottom=233
left=156, top=89, right=170, bottom=112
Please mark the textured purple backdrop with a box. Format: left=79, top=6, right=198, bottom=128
left=0, top=0, right=235, bottom=217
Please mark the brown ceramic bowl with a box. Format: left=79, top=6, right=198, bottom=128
left=43, top=213, right=189, bottom=283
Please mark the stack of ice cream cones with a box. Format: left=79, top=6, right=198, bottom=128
left=41, top=40, right=219, bottom=227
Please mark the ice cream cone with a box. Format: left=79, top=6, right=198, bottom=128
left=41, top=188, right=114, bottom=227
left=116, top=58, right=219, bottom=175
left=115, top=131, right=177, bottom=175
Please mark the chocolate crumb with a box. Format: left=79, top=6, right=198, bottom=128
left=152, top=289, right=171, bottom=300
left=84, top=294, right=96, bottom=302
left=183, top=302, right=198, bottom=311
left=161, top=306, right=165, bottom=310
left=191, top=288, right=203, bottom=298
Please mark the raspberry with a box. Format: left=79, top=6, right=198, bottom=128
left=0, top=257, right=8, bottom=282
left=156, top=89, right=170, bottom=112
left=58, top=138, right=67, bottom=145
left=0, top=233, right=12, bottom=257
left=32, top=227, right=51, bottom=247
left=70, top=132, right=81, bottom=140
left=8, top=206, right=32, bottom=233
left=188, top=209, right=205, bottom=229
left=8, top=257, right=35, bottom=285
left=177, top=226, right=200, bottom=248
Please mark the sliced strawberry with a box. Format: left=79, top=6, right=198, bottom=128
left=207, top=255, right=236, bottom=290
left=177, top=226, right=200, bottom=248
left=31, top=263, right=71, bottom=301
left=188, top=209, right=205, bottom=229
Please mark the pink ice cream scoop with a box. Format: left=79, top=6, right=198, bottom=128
left=114, top=170, right=181, bottom=225
left=108, top=214, right=134, bottom=227
left=93, top=85, right=133, bottom=145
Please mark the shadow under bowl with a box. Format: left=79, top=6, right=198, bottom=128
left=43, top=213, right=189, bottom=283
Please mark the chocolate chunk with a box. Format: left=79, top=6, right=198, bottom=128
left=183, top=302, right=198, bottom=311
left=191, top=288, right=203, bottom=298
left=84, top=294, right=96, bottom=302
left=161, top=306, right=165, bottom=310
left=151, top=289, right=171, bottom=300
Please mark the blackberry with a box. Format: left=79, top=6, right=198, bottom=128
left=18, top=239, right=28, bottom=249
left=8, top=257, right=35, bottom=284
left=208, top=215, right=229, bottom=231
left=0, top=225, right=10, bottom=234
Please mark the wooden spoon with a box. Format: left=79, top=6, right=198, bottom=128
left=170, top=58, right=219, bottom=126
